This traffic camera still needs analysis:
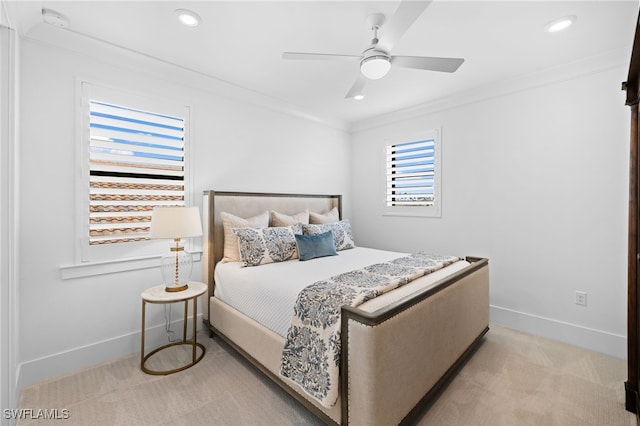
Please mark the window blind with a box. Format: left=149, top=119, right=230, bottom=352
left=386, top=138, right=436, bottom=207
left=88, top=100, right=185, bottom=245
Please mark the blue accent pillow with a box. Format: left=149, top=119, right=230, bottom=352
left=295, top=231, right=337, bottom=261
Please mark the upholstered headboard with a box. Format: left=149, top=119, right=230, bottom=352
left=201, top=190, right=342, bottom=319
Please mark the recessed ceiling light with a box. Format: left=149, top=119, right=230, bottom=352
left=353, top=94, right=365, bottom=101
left=544, top=15, right=576, bottom=33
left=174, top=9, right=201, bottom=27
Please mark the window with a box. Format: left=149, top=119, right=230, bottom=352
left=88, top=100, right=185, bottom=245
left=78, top=83, right=192, bottom=264
left=384, top=129, right=441, bottom=217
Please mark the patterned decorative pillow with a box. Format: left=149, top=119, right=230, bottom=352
left=220, top=211, right=269, bottom=262
left=270, top=209, right=309, bottom=227
left=233, top=224, right=303, bottom=267
left=302, top=220, right=355, bottom=251
left=309, top=207, right=339, bottom=224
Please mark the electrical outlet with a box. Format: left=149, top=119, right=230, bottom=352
left=575, top=291, right=587, bottom=306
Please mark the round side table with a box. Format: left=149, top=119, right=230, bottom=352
left=140, top=281, right=207, bottom=375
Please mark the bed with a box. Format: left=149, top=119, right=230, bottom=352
left=202, top=190, right=490, bottom=425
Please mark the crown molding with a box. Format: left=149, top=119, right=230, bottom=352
left=351, top=45, right=632, bottom=133
left=22, top=24, right=351, bottom=133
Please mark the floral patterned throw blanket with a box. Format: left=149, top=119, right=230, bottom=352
left=279, top=252, right=460, bottom=407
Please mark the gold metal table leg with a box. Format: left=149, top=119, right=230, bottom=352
left=140, top=300, right=146, bottom=368
left=140, top=296, right=205, bottom=375
left=192, top=296, right=197, bottom=364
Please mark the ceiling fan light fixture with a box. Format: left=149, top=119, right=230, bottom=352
left=360, top=55, right=391, bottom=80
left=174, top=9, right=201, bottom=27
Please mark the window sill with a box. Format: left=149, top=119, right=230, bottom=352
left=382, top=209, right=441, bottom=219
left=60, top=251, right=202, bottom=280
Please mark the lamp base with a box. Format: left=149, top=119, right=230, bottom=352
left=159, top=240, right=194, bottom=293
left=165, top=283, right=189, bottom=292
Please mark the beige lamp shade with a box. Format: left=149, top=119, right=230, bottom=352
left=149, top=206, right=203, bottom=239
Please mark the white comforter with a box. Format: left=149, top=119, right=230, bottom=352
left=214, top=247, right=469, bottom=337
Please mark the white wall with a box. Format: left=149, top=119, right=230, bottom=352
left=350, top=59, right=630, bottom=359
left=17, top=33, right=350, bottom=388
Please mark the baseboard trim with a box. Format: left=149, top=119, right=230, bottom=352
left=17, top=314, right=203, bottom=390
left=490, top=305, right=626, bottom=360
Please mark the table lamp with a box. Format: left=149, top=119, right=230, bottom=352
left=150, top=206, right=203, bottom=292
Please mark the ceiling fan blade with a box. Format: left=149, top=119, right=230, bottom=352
left=345, top=74, right=367, bottom=99
left=376, top=0, right=433, bottom=53
left=393, top=56, right=465, bottom=73
left=282, top=52, right=361, bottom=61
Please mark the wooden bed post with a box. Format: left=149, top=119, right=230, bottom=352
left=202, top=190, right=217, bottom=335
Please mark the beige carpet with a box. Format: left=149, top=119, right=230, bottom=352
left=18, top=324, right=635, bottom=425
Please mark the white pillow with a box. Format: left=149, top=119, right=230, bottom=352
left=270, top=209, right=309, bottom=227
left=309, top=207, right=339, bottom=224
left=220, top=211, right=269, bottom=262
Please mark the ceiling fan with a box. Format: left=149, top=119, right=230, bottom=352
left=282, top=0, right=464, bottom=100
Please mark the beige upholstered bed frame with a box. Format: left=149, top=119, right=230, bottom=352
left=202, top=190, right=490, bottom=425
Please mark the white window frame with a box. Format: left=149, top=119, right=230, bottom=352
left=63, top=81, right=195, bottom=277
left=383, top=128, right=442, bottom=218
